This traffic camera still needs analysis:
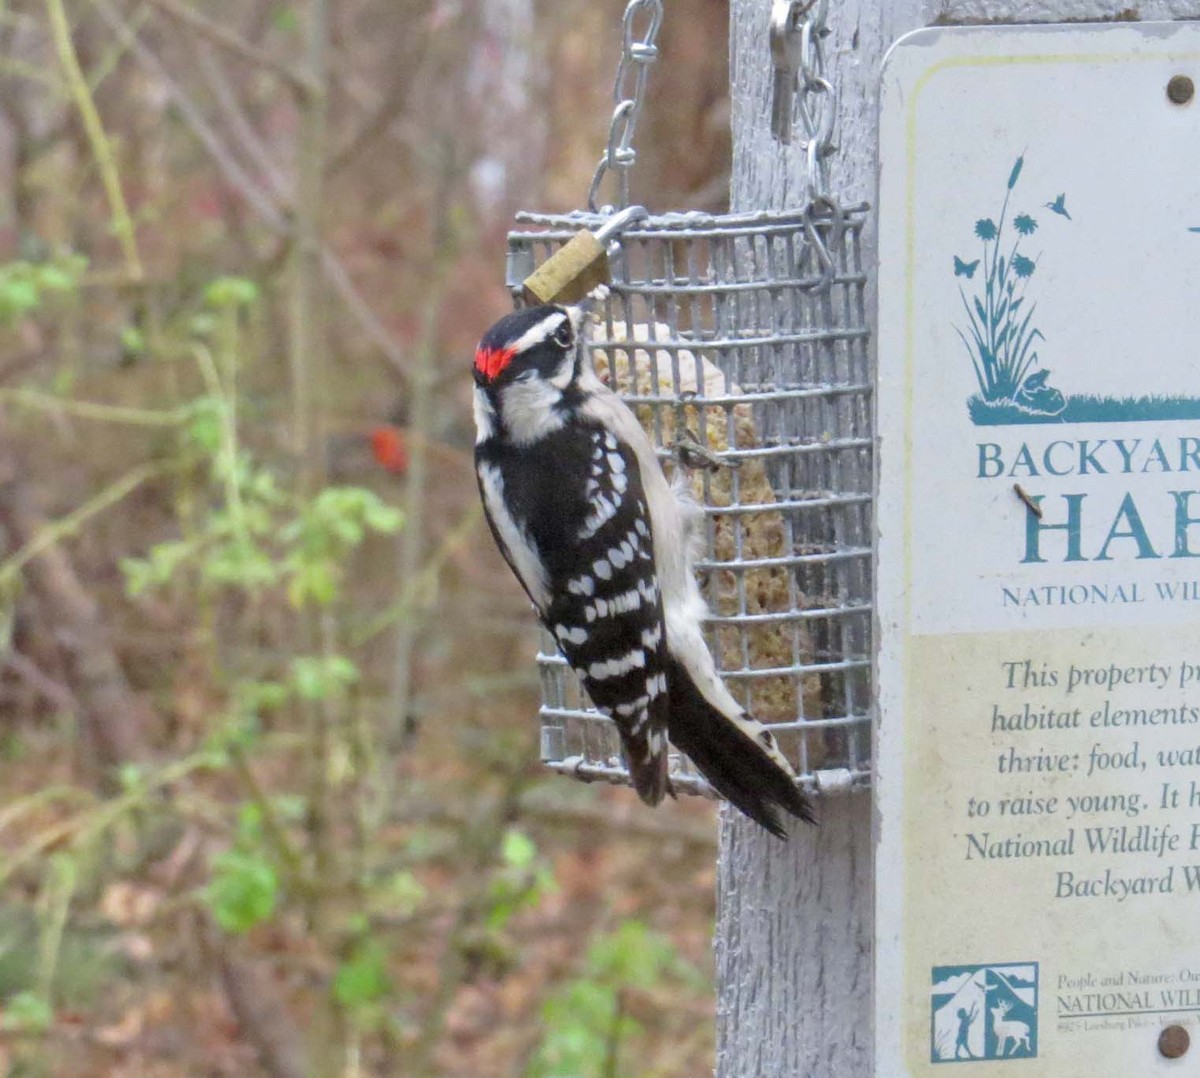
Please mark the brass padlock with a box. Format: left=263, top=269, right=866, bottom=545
left=521, top=205, right=648, bottom=306
left=522, top=230, right=609, bottom=306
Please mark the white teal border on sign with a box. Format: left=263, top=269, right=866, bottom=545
left=877, top=22, right=1200, bottom=1077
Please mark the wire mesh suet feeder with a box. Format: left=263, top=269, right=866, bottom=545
left=506, top=205, right=873, bottom=797
left=504, top=0, right=870, bottom=801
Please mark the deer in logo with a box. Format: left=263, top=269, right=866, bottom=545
left=990, top=1000, right=1031, bottom=1056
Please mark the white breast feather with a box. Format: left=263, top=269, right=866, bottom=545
left=497, top=378, right=568, bottom=446
left=473, top=388, right=498, bottom=444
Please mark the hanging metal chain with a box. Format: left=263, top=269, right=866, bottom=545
left=770, top=0, right=837, bottom=207
left=768, top=0, right=841, bottom=290
left=797, top=0, right=836, bottom=206
left=587, top=0, right=664, bottom=213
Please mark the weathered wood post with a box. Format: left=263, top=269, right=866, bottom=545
left=716, top=3, right=1200, bottom=1076
left=717, top=6, right=921, bottom=1074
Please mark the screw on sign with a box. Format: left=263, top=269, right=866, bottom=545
left=1166, top=74, right=1194, bottom=105
left=1158, top=1024, right=1190, bottom=1060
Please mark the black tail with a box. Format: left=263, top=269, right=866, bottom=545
left=663, top=656, right=815, bottom=838
left=627, top=741, right=670, bottom=807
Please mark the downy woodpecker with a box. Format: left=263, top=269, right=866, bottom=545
left=472, top=301, right=815, bottom=837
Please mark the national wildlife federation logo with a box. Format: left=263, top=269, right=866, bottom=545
left=931, top=962, right=1038, bottom=1063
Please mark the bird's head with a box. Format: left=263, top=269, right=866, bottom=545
left=472, top=303, right=592, bottom=446
left=472, top=304, right=586, bottom=390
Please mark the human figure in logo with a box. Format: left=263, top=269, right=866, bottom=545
left=954, top=1003, right=978, bottom=1059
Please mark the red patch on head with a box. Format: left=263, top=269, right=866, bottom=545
left=369, top=426, right=408, bottom=474
left=474, top=345, right=515, bottom=382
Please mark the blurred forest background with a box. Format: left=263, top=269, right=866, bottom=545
left=0, top=0, right=735, bottom=1075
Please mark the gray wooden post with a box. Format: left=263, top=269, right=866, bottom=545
left=716, top=3, right=1200, bottom=1076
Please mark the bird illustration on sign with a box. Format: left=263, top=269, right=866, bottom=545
left=1044, top=193, right=1071, bottom=220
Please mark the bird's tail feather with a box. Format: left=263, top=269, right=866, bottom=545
left=662, top=656, right=815, bottom=838
left=626, top=741, right=670, bottom=806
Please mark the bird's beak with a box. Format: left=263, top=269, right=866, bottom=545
left=566, top=303, right=590, bottom=337
left=569, top=283, right=610, bottom=324
left=567, top=286, right=609, bottom=376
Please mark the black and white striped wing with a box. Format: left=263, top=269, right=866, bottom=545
left=542, top=428, right=671, bottom=803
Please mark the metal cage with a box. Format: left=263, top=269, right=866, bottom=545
left=506, top=207, right=872, bottom=798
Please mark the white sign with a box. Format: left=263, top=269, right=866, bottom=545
left=876, top=23, right=1200, bottom=1075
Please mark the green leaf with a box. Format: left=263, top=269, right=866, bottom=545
left=120, top=325, right=146, bottom=357
left=205, top=850, right=278, bottom=933
left=363, top=500, right=404, bottom=533
left=235, top=679, right=290, bottom=714
left=147, top=540, right=193, bottom=584
left=287, top=562, right=337, bottom=608
left=203, top=539, right=277, bottom=589
left=271, top=5, right=299, bottom=31
left=119, top=557, right=150, bottom=597
left=247, top=468, right=283, bottom=504
left=291, top=657, right=326, bottom=700
left=502, top=829, right=537, bottom=869
left=120, top=539, right=196, bottom=595
left=204, top=703, right=261, bottom=754
left=203, top=276, right=260, bottom=309
left=2, top=990, right=53, bottom=1033
left=484, top=839, right=556, bottom=931
left=118, top=763, right=144, bottom=792
left=384, top=870, right=426, bottom=915
left=236, top=802, right=264, bottom=844
left=333, top=939, right=392, bottom=1008
left=185, top=397, right=225, bottom=454
left=36, top=265, right=75, bottom=293
left=326, top=655, right=358, bottom=684
left=531, top=983, right=614, bottom=1078
left=329, top=515, right=364, bottom=546
left=0, top=277, right=39, bottom=316
left=290, top=655, right=359, bottom=700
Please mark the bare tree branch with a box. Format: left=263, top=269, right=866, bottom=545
left=45, top=0, right=143, bottom=280
left=3, top=650, right=78, bottom=715
left=327, top=49, right=434, bottom=174
left=91, top=0, right=410, bottom=378
left=0, top=451, right=150, bottom=786
left=142, top=0, right=311, bottom=93
left=196, top=43, right=290, bottom=202
left=200, top=914, right=311, bottom=1078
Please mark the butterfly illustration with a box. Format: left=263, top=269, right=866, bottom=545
left=953, top=256, right=979, bottom=279
left=1044, top=194, right=1071, bottom=220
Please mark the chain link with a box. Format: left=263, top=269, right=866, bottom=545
left=794, top=0, right=836, bottom=206
left=587, top=0, right=663, bottom=213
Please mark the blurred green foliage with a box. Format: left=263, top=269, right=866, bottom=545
left=528, top=920, right=705, bottom=1078
left=0, top=254, right=86, bottom=326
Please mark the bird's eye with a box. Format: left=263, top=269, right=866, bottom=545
left=553, top=321, right=573, bottom=348
left=516, top=368, right=538, bottom=383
